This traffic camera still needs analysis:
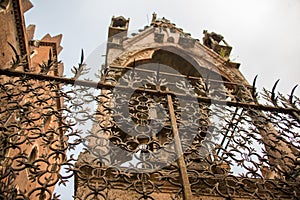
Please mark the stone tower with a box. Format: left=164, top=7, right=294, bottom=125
left=0, top=0, right=64, bottom=199
left=74, top=14, right=298, bottom=200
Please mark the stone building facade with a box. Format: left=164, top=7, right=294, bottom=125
left=74, top=14, right=299, bottom=199
left=0, top=2, right=299, bottom=199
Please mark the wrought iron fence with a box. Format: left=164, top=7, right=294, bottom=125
left=0, top=52, right=300, bottom=200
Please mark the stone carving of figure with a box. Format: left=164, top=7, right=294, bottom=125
left=203, top=30, right=229, bottom=49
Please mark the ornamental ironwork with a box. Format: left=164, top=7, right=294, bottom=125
left=0, top=45, right=300, bottom=200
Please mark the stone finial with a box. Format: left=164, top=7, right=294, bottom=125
left=151, top=12, right=157, bottom=24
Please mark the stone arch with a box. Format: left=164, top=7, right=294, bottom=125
left=122, top=46, right=230, bottom=83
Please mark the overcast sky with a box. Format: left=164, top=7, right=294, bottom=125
left=25, top=0, right=300, bottom=97
left=23, top=1, right=300, bottom=199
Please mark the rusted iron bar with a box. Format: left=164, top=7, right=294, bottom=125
left=166, top=93, right=193, bottom=200
left=222, top=109, right=245, bottom=153
left=109, top=65, right=253, bottom=89
left=1, top=69, right=299, bottom=115
left=217, top=107, right=240, bottom=155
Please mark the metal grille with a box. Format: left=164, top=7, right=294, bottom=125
left=0, top=57, right=300, bottom=199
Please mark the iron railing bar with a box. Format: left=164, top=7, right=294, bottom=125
left=217, top=107, right=240, bottom=155
left=166, top=92, right=193, bottom=200
left=222, top=109, right=245, bottom=154
left=108, top=65, right=253, bottom=89
left=1, top=69, right=299, bottom=115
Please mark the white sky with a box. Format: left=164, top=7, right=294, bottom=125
left=25, top=0, right=300, bottom=97
left=23, top=1, right=300, bottom=199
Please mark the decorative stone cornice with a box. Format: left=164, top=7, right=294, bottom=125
left=11, top=0, right=30, bottom=70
